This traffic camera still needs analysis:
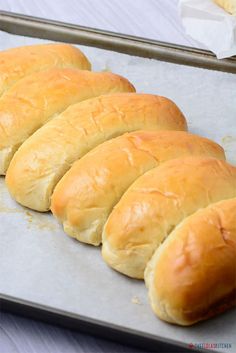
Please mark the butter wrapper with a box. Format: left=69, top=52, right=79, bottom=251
left=179, top=0, right=236, bottom=59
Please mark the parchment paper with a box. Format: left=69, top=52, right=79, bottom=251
left=179, top=0, right=236, bottom=59
left=0, top=30, right=236, bottom=353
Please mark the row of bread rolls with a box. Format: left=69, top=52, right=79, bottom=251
left=0, top=69, right=135, bottom=174
left=100, top=157, right=236, bottom=325
left=50, top=131, right=225, bottom=245
left=0, top=43, right=91, bottom=95
left=1, top=43, right=235, bottom=326
left=102, top=157, right=236, bottom=278
left=6, top=94, right=186, bottom=211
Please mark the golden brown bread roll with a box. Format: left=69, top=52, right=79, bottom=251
left=0, top=43, right=91, bottom=96
left=102, top=157, right=236, bottom=279
left=51, top=131, right=225, bottom=246
left=214, top=0, right=236, bottom=15
left=6, top=93, right=187, bottom=212
left=145, top=198, right=236, bottom=325
left=0, top=70, right=135, bottom=175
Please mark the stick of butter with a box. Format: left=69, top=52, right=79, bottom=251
left=214, top=0, right=236, bottom=15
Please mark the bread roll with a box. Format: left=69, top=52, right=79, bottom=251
left=145, top=198, right=236, bottom=325
left=0, top=70, right=135, bottom=175
left=102, top=157, right=236, bottom=279
left=6, top=93, right=187, bottom=212
left=214, top=0, right=236, bottom=15
left=51, top=131, right=225, bottom=246
left=0, top=43, right=91, bottom=96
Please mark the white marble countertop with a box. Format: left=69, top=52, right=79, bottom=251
left=0, top=1, right=203, bottom=352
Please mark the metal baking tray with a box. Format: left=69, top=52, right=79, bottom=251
left=0, top=11, right=236, bottom=353
left=0, top=10, right=236, bottom=73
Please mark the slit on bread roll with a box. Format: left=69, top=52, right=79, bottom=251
left=214, top=0, right=236, bottom=15
left=51, top=131, right=225, bottom=246
left=102, top=157, right=236, bottom=279
left=0, top=69, right=135, bottom=175
left=0, top=43, right=91, bottom=96
left=145, top=198, right=236, bottom=325
left=6, top=93, right=187, bottom=212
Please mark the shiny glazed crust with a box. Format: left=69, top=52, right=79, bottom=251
left=1, top=70, right=135, bottom=174
left=6, top=93, right=186, bottom=211
left=51, top=131, right=225, bottom=246
left=102, top=157, right=236, bottom=279
left=145, top=198, right=236, bottom=325
left=0, top=43, right=91, bottom=96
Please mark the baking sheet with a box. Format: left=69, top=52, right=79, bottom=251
left=0, top=30, right=236, bottom=353
left=1, top=10, right=236, bottom=74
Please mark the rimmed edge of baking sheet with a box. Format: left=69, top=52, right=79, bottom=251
left=0, top=10, right=236, bottom=74
left=1, top=294, right=206, bottom=353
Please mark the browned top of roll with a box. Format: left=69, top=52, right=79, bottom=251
left=6, top=93, right=186, bottom=211
left=0, top=43, right=91, bottom=95
left=51, top=130, right=225, bottom=246
left=145, top=198, right=236, bottom=325
left=0, top=69, right=135, bottom=174
left=102, top=157, right=236, bottom=279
